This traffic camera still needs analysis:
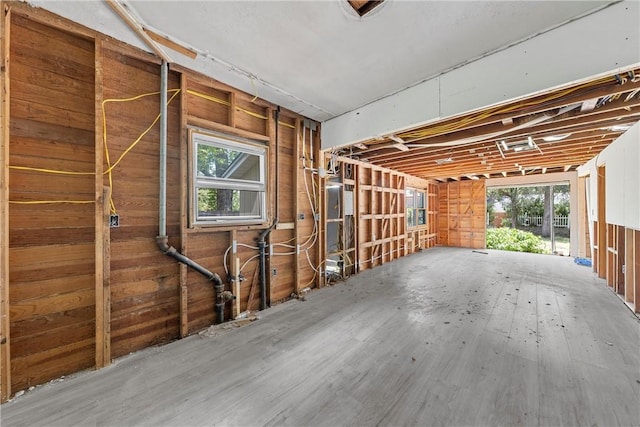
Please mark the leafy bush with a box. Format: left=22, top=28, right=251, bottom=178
left=486, top=227, right=546, bottom=254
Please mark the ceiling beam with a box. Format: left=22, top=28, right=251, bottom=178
left=104, top=0, right=171, bottom=62
left=359, top=95, right=640, bottom=161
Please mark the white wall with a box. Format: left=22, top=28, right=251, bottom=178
left=577, top=122, right=640, bottom=230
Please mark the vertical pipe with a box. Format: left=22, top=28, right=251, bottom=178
left=159, top=60, right=168, bottom=237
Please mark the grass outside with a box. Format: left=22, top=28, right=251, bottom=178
left=487, top=226, right=571, bottom=256
left=541, top=235, right=570, bottom=256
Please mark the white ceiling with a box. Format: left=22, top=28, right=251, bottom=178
left=30, top=0, right=614, bottom=122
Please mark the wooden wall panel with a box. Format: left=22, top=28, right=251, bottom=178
left=8, top=15, right=96, bottom=392
left=102, top=47, right=182, bottom=359
left=438, top=180, right=486, bottom=249
left=1, top=4, right=319, bottom=399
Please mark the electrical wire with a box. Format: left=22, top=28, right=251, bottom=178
left=398, top=76, right=613, bottom=141
left=9, top=89, right=182, bottom=206
left=100, top=88, right=182, bottom=213
left=240, top=254, right=260, bottom=272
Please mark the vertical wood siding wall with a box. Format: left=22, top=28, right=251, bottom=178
left=8, top=15, right=96, bottom=392
left=0, top=4, right=319, bottom=399
left=437, top=181, right=486, bottom=249
left=102, top=47, right=183, bottom=358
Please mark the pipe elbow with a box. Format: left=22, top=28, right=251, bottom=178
left=156, top=236, right=171, bottom=253
left=210, top=272, right=223, bottom=287
left=258, top=219, right=279, bottom=242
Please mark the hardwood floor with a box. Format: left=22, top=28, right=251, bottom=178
left=2, top=247, right=639, bottom=426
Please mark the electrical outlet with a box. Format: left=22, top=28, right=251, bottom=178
left=109, top=214, right=120, bottom=228
left=299, top=212, right=305, bottom=220
left=272, top=268, right=277, bottom=276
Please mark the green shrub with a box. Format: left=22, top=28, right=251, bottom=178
left=486, top=227, right=546, bottom=254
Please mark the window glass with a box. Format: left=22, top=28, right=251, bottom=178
left=192, top=131, right=266, bottom=225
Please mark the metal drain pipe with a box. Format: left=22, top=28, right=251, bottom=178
left=155, top=60, right=229, bottom=322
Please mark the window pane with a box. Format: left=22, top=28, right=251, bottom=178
left=407, top=208, right=415, bottom=228
left=416, top=192, right=425, bottom=208
left=406, top=189, right=414, bottom=209
left=417, top=209, right=426, bottom=225
left=197, top=188, right=261, bottom=219
left=197, top=143, right=261, bottom=183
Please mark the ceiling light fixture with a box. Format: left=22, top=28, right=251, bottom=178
left=609, top=124, right=633, bottom=132
left=543, top=133, right=572, bottom=142
left=499, top=136, right=543, bottom=155
left=435, top=157, right=453, bottom=165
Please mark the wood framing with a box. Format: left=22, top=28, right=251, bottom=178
left=323, top=155, right=435, bottom=276
left=597, top=165, right=606, bottom=279
left=0, top=2, right=11, bottom=403
left=624, top=228, right=637, bottom=311
left=94, top=37, right=110, bottom=369
left=179, top=72, right=189, bottom=337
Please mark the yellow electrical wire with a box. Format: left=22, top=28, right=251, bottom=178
left=102, top=88, right=181, bottom=213
left=186, top=89, right=231, bottom=106
left=187, top=88, right=298, bottom=128
left=398, top=76, right=612, bottom=141
left=9, top=200, right=94, bottom=205
left=278, top=121, right=295, bottom=129
left=8, top=165, right=94, bottom=175
left=10, top=85, right=298, bottom=209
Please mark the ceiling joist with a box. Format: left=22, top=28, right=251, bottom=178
left=339, top=70, right=640, bottom=181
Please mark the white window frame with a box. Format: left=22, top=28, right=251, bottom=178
left=406, top=188, right=427, bottom=229
left=190, top=129, right=267, bottom=226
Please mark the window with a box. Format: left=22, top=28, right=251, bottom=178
left=191, top=130, right=267, bottom=225
left=406, top=188, right=426, bottom=228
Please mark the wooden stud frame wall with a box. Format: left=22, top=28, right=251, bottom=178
left=322, top=155, right=437, bottom=278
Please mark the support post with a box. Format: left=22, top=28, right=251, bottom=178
left=0, top=3, right=11, bottom=402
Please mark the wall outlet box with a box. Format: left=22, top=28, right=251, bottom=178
left=109, top=214, right=120, bottom=228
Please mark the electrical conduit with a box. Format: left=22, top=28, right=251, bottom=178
left=155, top=60, right=231, bottom=323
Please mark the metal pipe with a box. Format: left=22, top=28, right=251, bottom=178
left=156, top=237, right=222, bottom=286
left=155, top=60, right=226, bottom=323
left=159, top=61, right=168, bottom=237
left=258, top=221, right=277, bottom=310
left=255, top=107, right=282, bottom=311
left=275, top=107, right=280, bottom=219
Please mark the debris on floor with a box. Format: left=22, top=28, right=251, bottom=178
left=199, top=314, right=260, bottom=338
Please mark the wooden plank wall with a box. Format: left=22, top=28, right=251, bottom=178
left=8, top=15, right=96, bottom=391
left=437, top=180, right=486, bottom=249
left=102, top=46, right=183, bottom=358
left=0, top=3, right=319, bottom=399
left=269, top=115, right=298, bottom=304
